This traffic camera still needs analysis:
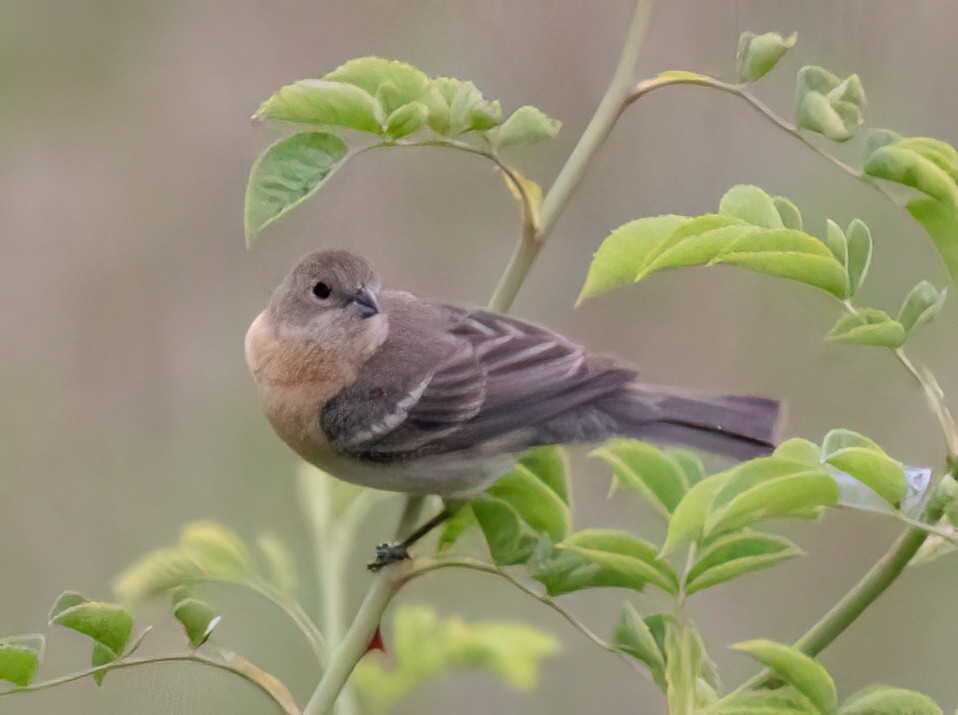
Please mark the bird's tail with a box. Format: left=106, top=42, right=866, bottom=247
left=602, top=384, right=783, bottom=460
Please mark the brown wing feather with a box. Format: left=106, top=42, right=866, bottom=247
left=321, top=296, right=641, bottom=461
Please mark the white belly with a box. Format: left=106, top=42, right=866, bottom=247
left=298, top=436, right=519, bottom=498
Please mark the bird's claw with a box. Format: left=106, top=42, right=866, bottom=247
left=367, top=542, right=410, bottom=572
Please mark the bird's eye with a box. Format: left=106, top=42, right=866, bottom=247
left=312, top=282, right=332, bottom=299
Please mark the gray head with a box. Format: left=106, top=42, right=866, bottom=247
left=268, top=250, right=384, bottom=341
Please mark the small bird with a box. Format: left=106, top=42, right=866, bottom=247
left=246, top=250, right=780, bottom=568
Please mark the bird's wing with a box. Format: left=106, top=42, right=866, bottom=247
left=320, top=295, right=638, bottom=461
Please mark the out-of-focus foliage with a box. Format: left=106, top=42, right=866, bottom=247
left=351, top=606, right=560, bottom=713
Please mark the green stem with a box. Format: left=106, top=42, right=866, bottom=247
left=737, top=503, right=945, bottom=693
left=299, top=469, right=381, bottom=715
left=538, top=0, right=654, bottom=234
left=488, top=0, right=654, bottom=313
left=0, top=653, right=300, bottom=715
left=304, top=566, right=410, bottom=715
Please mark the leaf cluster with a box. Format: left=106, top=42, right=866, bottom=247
left=245, top=56, right=560, bottom=242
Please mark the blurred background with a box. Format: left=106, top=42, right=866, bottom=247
left=2, top=1, right=957, bottom=712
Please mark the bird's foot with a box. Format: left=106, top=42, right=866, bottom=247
left=367, top=542, right=410, bottom=572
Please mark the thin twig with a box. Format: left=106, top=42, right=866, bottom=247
left=0, top=653, right=301, bottom=715
left=409, top=556, right=651, bottom=680
left=625, top=75, right=883, bottom=193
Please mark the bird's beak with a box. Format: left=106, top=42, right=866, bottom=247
left=353, top=287, right=379, bottom=318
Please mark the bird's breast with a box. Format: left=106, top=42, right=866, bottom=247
left=245, top=309, right=358, bottom=458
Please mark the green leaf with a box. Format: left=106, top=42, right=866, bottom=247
left=612, top=602, right=666, bottom=688
left=49, top=594, right=133, bottom=655
left=474, top=447, right=572, bottom=564
left=255, top=533, right=297, bottom=597
left=824, top=219, right=848, bottom=266
left=866, top=144, right=958, bottom=208
left=732, top=640, right=837, bottom=715
left=666, top=449, right=706, bottom=485
left=845, top=219, right=873, bottom=295
left=422, top=78, right=454, bottom=133
left=898, top=280, right=948, bottom=333
left=384, top=102, right=428, bottom=138
left=114, top=521, right=263, bottom=604
left=529, top=530, right=678, bottom=596
left=517, top=446, right=570, bottom=505
left=705, top=458, right=839, bottom=537
left=48, top=591, right=88, bottom=620
left=636, top=214, right=745, bottom=275
left=578, top=215, right=690, bottom=303
left=896, top=137, right=958, bottom=180
left=468, top=98, right=503, bottom=132
left=706, top=688, right=817, bottom=714
left=665, top=621, right=700, bottom=715
left=173, top=598, right=222, bottom=649
left=662, top=473, right=733, bottom=555
left=486, top=464, right=572, bottom=542
left=472, top=495, right=541, bottom=566
left=772, top=195, right=803, bottom=231
left=825, top=309, right=906, bottom=348
left=773, top=438, right=822, bottom=466
left=253, top=79, right=383, bottom=133
left=91, top=642, right=118, bottom=686
left=686, top=530, right=803, bottom=594
left=795, top=66, right=865, bottom=142
left=868, top=137, right=958, bottom=276
left=592, top=439, right=689, bottom=518
left=711, top=226, right=849, bottom=297
left=178, top=521, right=254, bottom=579
left=839, top=685, right=942, bottom=714
left=323, top=57, right=429, bottom=115
left=821, top=428, right=883, bottom=454
left=244, top=132, right=349, bottom=244
left=737, top=31, right=797, bottom=83
left=350, top=605, right=559, bottom=713
left=908, top=198, right=958, bottom=282
left=437, top=505, right=477, bottom=551
left=798, top=91, right=862, bottom=142
left=448, top=81, right=494, bottom=133
left=825, top=447, right=907, bottom=508
left=821, top=430, right=907, bottom=506
left=582, top=188, right=848, bottom=300
left=719, top=184, right=785, bottom=229
left=113, top=546, right=204, bottom=604
left=493, top=105, right=561, bottom=148
left=0, top=635, right=44, bottom=687
left=420, top=77, right=503, bottom=135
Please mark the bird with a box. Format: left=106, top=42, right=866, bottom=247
left=246, top=250, right=781, bottom=569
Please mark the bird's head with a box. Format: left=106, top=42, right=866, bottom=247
left=264, top=250, right=386, bottom=350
